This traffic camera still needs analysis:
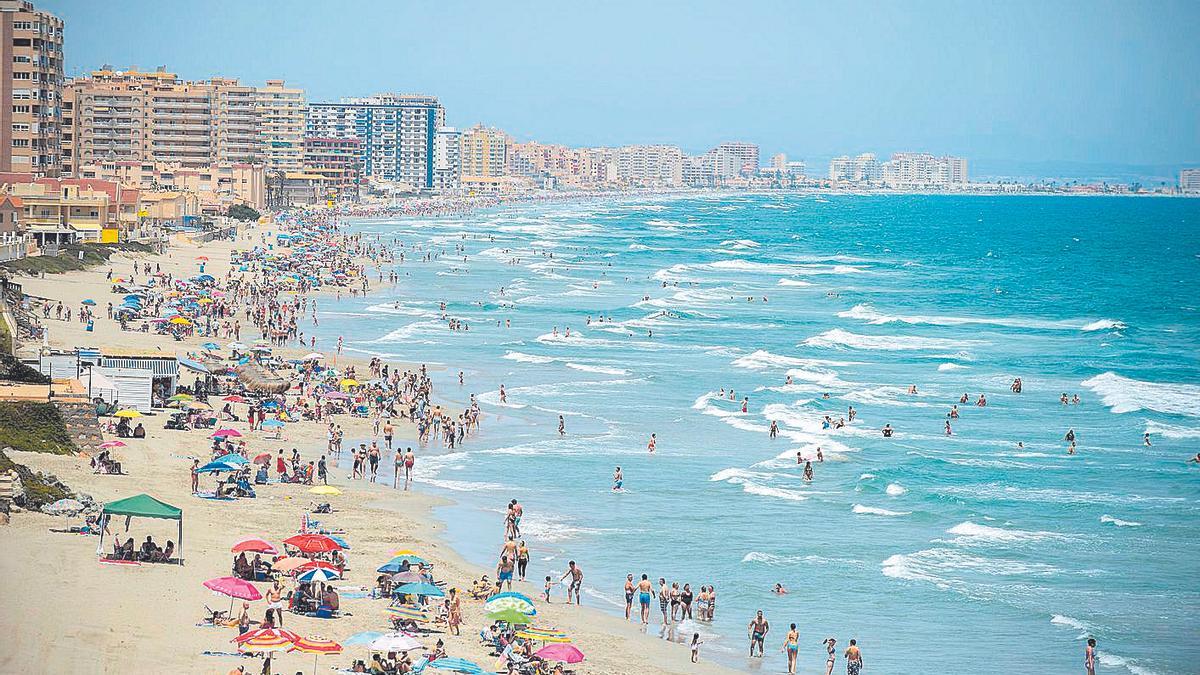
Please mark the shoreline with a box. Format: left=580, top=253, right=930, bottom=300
left=0, top=217, right=738, bottom=674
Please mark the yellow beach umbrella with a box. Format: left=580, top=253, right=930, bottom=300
left=185, top=401, right=212, bottom=410
left=169, top=316, right=192, bottom=325
left=197, top=297, right=214, bottom=305
left=309, top=486, right=341, bottom=496
left=113, top=409, right=142, bottom=418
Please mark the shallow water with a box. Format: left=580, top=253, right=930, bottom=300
left=324, top=194, right=1200, bottom=674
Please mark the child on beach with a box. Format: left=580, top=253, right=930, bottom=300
left=544, top=576, right=553, bottom=603
left=691, top=633, right=702, bottom=663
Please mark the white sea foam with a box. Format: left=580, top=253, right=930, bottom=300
left=803, top=328, right=981, bottom=351
left=1082, top=372, right=1200, bottom=417
left=842, top=386, right=936, bottom=408
left=741, top=551, right=865, bottom=567
left=565, top=362, right=631, bottom=376
left=777, top=278, right=814, bottom=287
left=1100, top=514, right=1142, bottom=527
left=502, top=351, right=555, bottom=364
left=1097, top=652, right=1160, bottom=675
left=709, top=468, right=808, bottom=502
left=945, top=521, right=1066, bottom=545
left=422, top=478, right=507, bottom=492
left=882, top=548, right=1060, bottom=586
left=938, top=362, right=969, bottom=371
left=1144, top=420, right=1200, bottom=439
left=852, top=504, right=911, bottom=516
left=859, top=473, right=877, bottom=480
left=838, top=303, right=1125, bottom=332
left=885, top=483, right=908, bottom=496
left=1050, top=614, right=1089, bottom=635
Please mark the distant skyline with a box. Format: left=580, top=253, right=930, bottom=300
left=42, top=0, right=1200, bottom=171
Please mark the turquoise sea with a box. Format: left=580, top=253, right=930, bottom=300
left=324, top=194, right=1199, bottom=674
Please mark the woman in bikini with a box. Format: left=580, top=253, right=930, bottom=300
left=823, top=637, right=837, bottom=675
left=782, top=624, right=799, bottom=674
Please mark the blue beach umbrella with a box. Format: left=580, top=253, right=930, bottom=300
left=260, top=400, right=280, bottom=409
left=296, top=566, right=342, bottom=583
left=81, top=299, right=96, bottom=305
left=394, top=582, right=444, bottom=598
left=489, top=591, right=534, bottom=605
left=327, top=535, right=350, bottom=550
left=196, top=459, right=242, bottom=474
left=202, top=342, right=220, bottom=350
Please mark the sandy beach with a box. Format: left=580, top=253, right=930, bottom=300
left=0, top=222, right=737, bottom=675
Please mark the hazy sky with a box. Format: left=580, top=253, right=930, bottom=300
left=43, top=0, right=1200, bottom=167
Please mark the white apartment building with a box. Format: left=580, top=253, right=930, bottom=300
left=432, top=126, right=461, bottom=192
left=828, top=153, right=882, bottom=183
left=881, top=153, right=968, bottom=188
left=1180, top=168, right=1200, bottom=193
left=617, top=145, right=683, bottom=186
left=306, top=94, right=445, bottom=188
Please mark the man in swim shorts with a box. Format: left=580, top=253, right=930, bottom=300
left=747, top=610, right=769, bottom=657
left=560, top=561, right=583, bottom=605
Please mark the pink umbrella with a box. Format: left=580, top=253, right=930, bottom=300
left=211, top=428, right=243, bottom=438
left=98, top=441, right=127, bottom=449
left=320, top=391, right=350, bottom=400
left=203, top=576, right=262, bottom=601
left=535, top=644, right=584, bottom=663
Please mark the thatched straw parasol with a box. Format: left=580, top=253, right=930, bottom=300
left=235, top=365, right=292, bottom=394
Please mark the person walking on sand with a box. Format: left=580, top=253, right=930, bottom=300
left=383, top=419, right=394, bottom=450
left=782, top=623, right=799, bottom=674
left=845, top=639, right=863, bottom=675
left=561, top=561, right=583, bottom=605
left=747, top=610, right=769, bottom=657
left=190, top=459, right=200, bottom=493
left=496, top=555, right=515, bottom=591
left=1085, top=638, right=1097, bottom=675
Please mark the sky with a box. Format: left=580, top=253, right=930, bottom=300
left=42, top=0, right=1200, bottom=170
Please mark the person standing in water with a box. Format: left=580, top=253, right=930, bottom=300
left=803, top=461, right=814, bottom=482
left=747, top=610, right=769, bottom=657
left=845, top=639, right=863, bottom=675
left=558, top=415, right=565, bottom=436
left=636, top=574, right=653, bottom=624
left=782, top=623, right=799, bottom=674
left=647, top=433, right=657, bottom=454
left=823, top=638, right=837, bottom=675
left=1085, top=638, right=1097, bottom=675
left=612, top=466, right=623, bottom=491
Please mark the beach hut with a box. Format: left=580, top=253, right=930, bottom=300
left=95, top=493, right=184, bottom=564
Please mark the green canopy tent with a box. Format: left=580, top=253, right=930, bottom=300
left=95, top=493, right=184, bottom=565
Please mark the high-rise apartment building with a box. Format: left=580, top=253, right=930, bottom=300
left=1, top=0, right=64, bottom=176
left=306, top=95, right=445, bottom=188
left=432, top=126, right=461, bottom=192
left=303, top=137, right=361, bottom=199
left=1178, top=168, right=1200, bottom=193
left=711, top=142, right=760, bottom=179
left=617, top=145, right=683, bottom=186
left=62, top=68, right=305, bottom=174
left=881, top=153, right=968, bottom=188
left=258, top=80, right=305, bottom=171
left=828, top=153, right=882, bottom=183
left=459, top=124, right=506, bottom=193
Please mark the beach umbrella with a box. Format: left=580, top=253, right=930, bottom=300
left=489, top=591, right=534, bottom=604
left=261, top=419, right=285, bottom=429
left=308, top=485, right=341, bottom=496
left=197, top=298, right=213, bottom=305
left=98, top=441, right=127, bottom=449
left=339, top=378, right=358, bottom=388
left=81, top=299, right=96, bottom=305
left=228, top=342, right=247, bottom=350
left=389, top=571, right=425, bottom=584
left=394, top=582, right=444, bottom=598
left=271, top=556, right=310, bottom=573
left=486, top=608, right=534, bottom=625
left=484, top=595, right=536, bottom=615
left=184, top=400, right=211, bottom=410
left=368, top=632, right=424, bottom=653
left=283, top=533, right=342, bottom=553
left=289, top=636, right=342, bottom=675
left=202, top=342, right=220, bottom=350
left=44, top=498, right=85, bottom=514
left=168, top=393, right=194, bottom=402
left=113, top=409, right=141, bottom=418
left=534, top=644, right=584, bottom=664
left=260, top=400, right=280, bottom=409
left=211, top=428, right=242, bottom=438
left=420, top=657, right=485, bottom=674
left=326, top=535, right=350, bottom=551
left=231, top=537, right=277, bottom=555
left=204, top=576, right=262, bottom=613
left=388, top=553, right=428, bottom=566
left=296, top=567, right=342, bottom=583
left=169, top=316, right=192, bottom=325
left=196, top=459, right=242, bottom=474
left=343, top=631, right=385, bottom=646
left=300, top=352, right=324, bottom=361
left=320, top=391, right=350, bottom=400
left=196, top=256, right=209, bottom=261
left=253, top=452, right=273, bottom=466
left=216, top=453, right=249, bottom=465
left=295, top=560, right=340, bottom=573
left=223, top=395, right=248, bottom=403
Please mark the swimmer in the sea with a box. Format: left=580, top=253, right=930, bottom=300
left=613, top=466, right=623, bottom=490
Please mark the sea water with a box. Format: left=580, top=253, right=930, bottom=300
left=323, top=194, right=1199, bottom=674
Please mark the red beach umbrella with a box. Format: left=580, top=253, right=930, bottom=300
left=231, top=537, right=277, bottom=555
left=283, top=533, right=342, bottom=553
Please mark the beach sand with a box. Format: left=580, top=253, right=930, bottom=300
left=0, top=226, right=737, bottom=674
